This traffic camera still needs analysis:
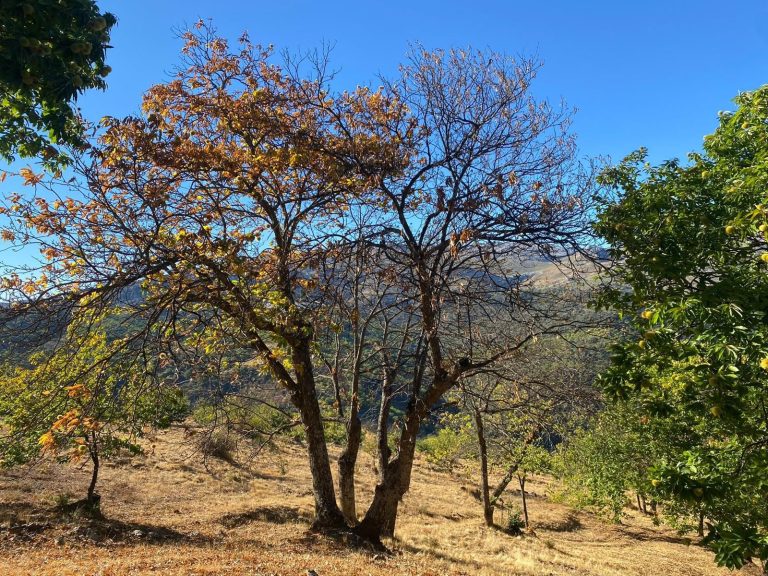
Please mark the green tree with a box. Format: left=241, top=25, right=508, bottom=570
left=515, top=444, right=549, bottom=528
left=594, top=85, right=768, bottom=572
left=0, top=0, right=116, bottom=167
left=553, top=399, right=685, bottom=522
left=0, top=324, right=187, bottom=509
left=460, top=326, right=606, bottom=527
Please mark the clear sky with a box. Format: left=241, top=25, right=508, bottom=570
left=77, top=0, right=768, bottom=165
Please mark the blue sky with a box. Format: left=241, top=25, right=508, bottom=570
left=78, top=0, right=768, bottom=165
left=1, top=1, right=766, bottom=269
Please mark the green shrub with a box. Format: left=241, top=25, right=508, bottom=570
left=504, top=508, right=525, bottom=535
left=191, top=404, right=216, bottom=426
left=417, top=426, right=471, bottom=471
left=323, top=418, right=348, bottom=446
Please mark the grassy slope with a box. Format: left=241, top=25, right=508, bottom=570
left=0, top=426, right=759, bottom=576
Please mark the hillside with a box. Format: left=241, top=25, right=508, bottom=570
left=0, top=426, right=757, bottom=576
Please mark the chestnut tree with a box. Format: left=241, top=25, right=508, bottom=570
left=595, top=85, right=768, bottom=571
left=0, top=23, right=601, bottom=541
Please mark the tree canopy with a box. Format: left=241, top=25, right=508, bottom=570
left=0, top=20, right=601, bottom=543
left=594, top=85, right=768, bottom=570
left=0, top=0, right=116, bottom=167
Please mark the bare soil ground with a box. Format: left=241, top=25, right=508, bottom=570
left=0, top=426, right=760, bottom=576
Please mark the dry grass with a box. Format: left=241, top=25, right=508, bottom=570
left=0, top=426, right=760, bottom=576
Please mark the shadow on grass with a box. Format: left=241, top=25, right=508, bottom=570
left=0, top=499, right=210, bottom=546
left=0, top=500, right=51, bottom=522
left=394, top=539, right=480, bottom=569
left=220, top=505, right=309, bottom=528
left=615, top=525, right=696, bottom=546
left=537, top=512, right=583, bottom=533
left=78, top=515, right=210, bottom=544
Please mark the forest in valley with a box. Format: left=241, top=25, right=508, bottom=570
left=1, top=2, right=767, bottom=575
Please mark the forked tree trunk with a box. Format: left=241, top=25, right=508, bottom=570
left=473, top=408, right=494, bottom=526
left=355, top=466, right=402, bottom=542
left=355, top=408, right=420, bottom=542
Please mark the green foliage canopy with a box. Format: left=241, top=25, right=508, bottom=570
left=0, top=321, right=187, bottom=489
left=594, top=85, right=768, bottom=569
left=0, top=0, right=116, bottom=167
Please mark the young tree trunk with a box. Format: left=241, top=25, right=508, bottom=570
left=640, top=493, right=648, bottom=514
left=698, top=510, right=705, bottom=537
left=376, top=370, right=393, bottom=477
left=488, top=428, right=539, bottom=506
left=338, top=407, right=361, bottom=524
left=87, top=434, right=100, bottom=506
left=519, top=475, right=529, bottom=528
left=636, top=493, right=643, bottom=513
left=291, top=343, right=346, bottom=530
left=473, top=408, right=494, bottom=526
left=491, top=462, right=520, bottom=504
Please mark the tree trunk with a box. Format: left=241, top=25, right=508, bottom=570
left=473, top=408, right=494, bottom=526
left=338, top=409, right=361, bottom=524
left=355, top=408, right=420, bottom=542
left=355, top=466, right=401, bottom=542
left=636, top=493, right=642, bottom=513
left=364, top=369, right=401, bottom=539
left=490, top=461, right=521, bottom=504
left=698, top=510, right=705, bottom=537
left=519, top=475, right=529, bottom=528
left=640, top=493, right=648, bottom=514
left=489, top=429, right=538, bottom=506
left=87, top=434, right=100, bottom=506
left=376, top=370, right=393, bottom=477
left=381, top=495, right=399, bottom=537
left=291, top=343, right=346, bottom=530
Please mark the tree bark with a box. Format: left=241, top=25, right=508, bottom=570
left=291, top=342, right=346, bottom=530
left=519, top=475, right=529, bottom=528
left=375, top=370, right=398, bottom=536
left=380, top=495, right=399, bottom=537
left=338, top=409, right=361, bottom=524
left=87, top=433, right=99, bottom=506
left=355, top=406, right=420, bottom=542
left=473, top=408, right=494, bottom=526
left=376, top=369, right=393, bottom=477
